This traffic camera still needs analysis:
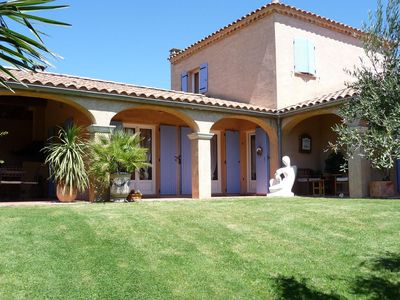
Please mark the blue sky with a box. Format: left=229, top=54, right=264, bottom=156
left=38, top=0, right=380, bottom=89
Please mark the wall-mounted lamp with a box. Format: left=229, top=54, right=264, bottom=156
left=256, top=146, right=263, bottom=156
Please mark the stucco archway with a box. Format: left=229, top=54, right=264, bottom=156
left=0, top=90, right=95, bottom=124
left=282, top=112, right=345, bottom=196
left=112, top=105, right=199, bottom=132
left=0, top=94, right=93, bottom=201
left=282, top=108, right=340, bottom=136
left=210, top=115, right=278, bottom=195
left=110, top=105, right=199, bottom=197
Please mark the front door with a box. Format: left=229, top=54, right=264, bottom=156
left=160, top=125, right=178, bottom=195
left=226, top=130, right=240, bottom=194
left=125, top=125, right=155, bottom=195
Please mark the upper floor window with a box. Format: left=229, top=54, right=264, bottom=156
left=294, top=38, right=316, bottom=76
left=192, top=71, right=200, bottom=93
left=181, top=63, right=208, bottom=93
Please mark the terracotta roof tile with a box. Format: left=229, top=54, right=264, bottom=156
left=2, top=69, right=276, bottom=114
left=279, top=87, right=356, bottom=113
left=169, top=2, right=364, bottom=63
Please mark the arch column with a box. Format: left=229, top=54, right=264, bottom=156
left=348, top=125, right=371, bottom=198
left=188, top=132, right=214, bottom=199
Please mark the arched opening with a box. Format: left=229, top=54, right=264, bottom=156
left=282, top=113, right=348, bottom=196
left=111, top=106, right=197, bottom=197
left=0, top=95, right=92, bottom=201
left=210, top=115, right=277, bottom=196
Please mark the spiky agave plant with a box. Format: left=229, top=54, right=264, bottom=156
left=43, top=125, right=88, bottom=194
left=88, top=129, right=149, bottom=189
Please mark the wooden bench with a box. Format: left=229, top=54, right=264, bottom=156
left=0, top=168, right=39, bottom=199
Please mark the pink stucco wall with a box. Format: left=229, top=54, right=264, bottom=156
left=274, top=14, right=365, bottom=109
left=171, top=16, right=277, bottom=108
left=171, top=12, right=367, bottom=110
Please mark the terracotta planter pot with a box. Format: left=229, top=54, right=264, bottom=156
left=133, top=193, right=142, bottom=202
left=369, top=181, right=395, bottom=198
left=56, top=184, right=77, bottom=202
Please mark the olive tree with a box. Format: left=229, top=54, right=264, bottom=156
left=331, top=0, right=400, bottom=180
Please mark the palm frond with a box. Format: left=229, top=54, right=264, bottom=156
left=88, top=130, right=150, bottom=189
left=0, top=0, right=70, bottom=90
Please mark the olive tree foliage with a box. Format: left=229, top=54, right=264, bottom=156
left=0, top=0, right=70, bottom=90
left=330, top=0, right=400, bottom=179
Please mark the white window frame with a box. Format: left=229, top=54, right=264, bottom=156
left=211, top=130, right=221, bottom=194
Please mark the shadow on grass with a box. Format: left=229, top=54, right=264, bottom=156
left=272, top=275, right=342, bottom=300
left=351, top=252, right=400, bottom=300
left=370, top=252, right=400, bottom=272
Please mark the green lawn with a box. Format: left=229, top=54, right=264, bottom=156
left=0, top=198, right=399, bottom=299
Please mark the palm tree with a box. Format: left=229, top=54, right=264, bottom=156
left=89, top=130, right=150, bottom=189
left=0, top=0, right=70, bottom=90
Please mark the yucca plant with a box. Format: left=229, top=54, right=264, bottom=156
left=89, top=130, right=149, bottom=189
left=43, top=125, right=88, bottom=199
left=0, top=0, right=70, bottom=90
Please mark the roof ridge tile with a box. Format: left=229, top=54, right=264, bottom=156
left=169, top=3, right=364, bottom=63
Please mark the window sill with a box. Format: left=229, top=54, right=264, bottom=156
left=294, top=72, right=317, bottom=80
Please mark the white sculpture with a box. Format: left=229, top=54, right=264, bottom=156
left=268, top=156, right=297, bottom=197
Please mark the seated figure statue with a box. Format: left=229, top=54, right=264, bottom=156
left=268, top=156, right=297, bottom=197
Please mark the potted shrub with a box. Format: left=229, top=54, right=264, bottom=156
left=89, top=129, right=149, bottom=202
left=43, top=125, right=88, bottom=202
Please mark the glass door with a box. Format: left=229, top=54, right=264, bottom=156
left=211, top=131, right=221, bottom=194
left=124, top=125, right=155, bottom=195
left=247, top=132, right=257, bottom=193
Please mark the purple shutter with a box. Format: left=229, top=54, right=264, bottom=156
left=396, top=159, right=400, bottom=193
left=160, top=125, right=178, bottom=195
left=199, top=63, right=208, bottom=93
left=255, top=127, right=270, bottom=194
left=181, top=72, right=188, bottom=92
left=226, top=130, right=240, bottom=194
left=180, top=127, right=192, bottom=195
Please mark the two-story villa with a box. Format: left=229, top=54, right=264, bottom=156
left=0, top=1, right=387, bottom=200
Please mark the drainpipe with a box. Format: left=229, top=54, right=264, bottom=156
left=277, top=116, right=283, bottom=166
